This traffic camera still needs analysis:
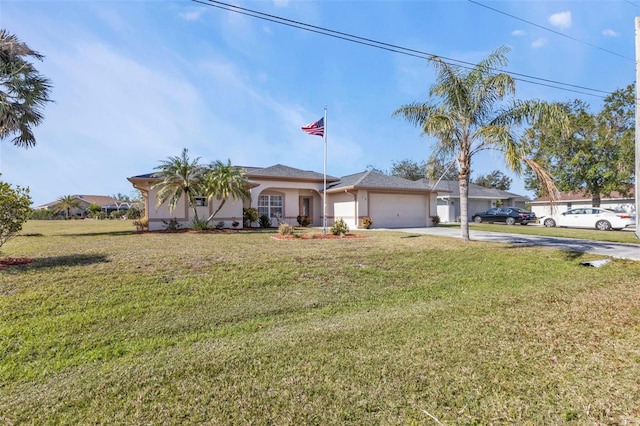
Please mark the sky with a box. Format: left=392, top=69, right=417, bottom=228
left=1, top=0, right=637, bottom=207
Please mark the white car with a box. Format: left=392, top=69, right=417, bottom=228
left=543, top=207, right=634, bottom=231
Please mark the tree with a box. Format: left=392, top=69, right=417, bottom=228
left=523, top=86, right=635, bottom=205
left=394, top=46, right=566, bottom=240
left=473, top=170, right=512, bottom=190
left=424, top=155, right=458, bottom=182
left=0, top=29, right=52, bottom=148
left=54, top=195, right=82, bottom=219
left=0, top=176, right=32, bottom=250
left=389, top=159, right=427, bottom=181
left=202, top=160, right=251, bottom=223
left=151, top=148, right=207, bottom=221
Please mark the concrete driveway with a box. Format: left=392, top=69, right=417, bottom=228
left=392, top=226, right=640, bottom=261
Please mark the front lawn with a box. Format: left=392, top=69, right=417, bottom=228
left=1, top=220, right=639, bottom=424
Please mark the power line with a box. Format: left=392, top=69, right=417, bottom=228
left=468, top=0, right=634, bottom=62
left=194, top=0, right=612, bottom=99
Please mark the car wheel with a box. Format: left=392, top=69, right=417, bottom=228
left=521, top=222, right=528, bottom=226
left=544, top=218, right=556, bottom=227
left=474, top=216, right=482, bottom=223
left=596, top=220, right=612, bottom=231
left=506, top=217, right=516, bottom=225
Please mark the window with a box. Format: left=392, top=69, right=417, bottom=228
left=194, top=197, right=208, bottom=207
left=258, top=194, right=283, bottom=218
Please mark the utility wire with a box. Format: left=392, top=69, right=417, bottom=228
left=468, top=0, right=634, bottom=62
left=195, top=0, right=612, bottom=98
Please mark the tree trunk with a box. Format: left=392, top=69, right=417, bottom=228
left=207, top=199, right=226, bottom=223
left=458, top=154, right=471, bottom=241
left=591, top=193, right=601, bottom=207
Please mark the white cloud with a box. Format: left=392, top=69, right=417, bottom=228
left=531, top=38, right=547, bottom=49
left=179, top=9, right=205, bottom=21
left=602, top=28, right=620, bottom=37
left=511, top=30, right=526, bottom=36
left=548, top=11, right=572, bottom=30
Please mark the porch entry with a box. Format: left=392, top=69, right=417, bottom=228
left=299, top=196, right=313, bottom=223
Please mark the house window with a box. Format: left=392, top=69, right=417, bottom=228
left=258, top=194, right=283, bottom=218
left=194, top=197, right=208, bottom=207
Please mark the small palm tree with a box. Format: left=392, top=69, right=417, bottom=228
left=152, top=148, right=206, bottom=221
left=55, top=195, right=82, bottom=219
left=202, top=160, right=251, bottom=223
left=394, top=45, right=566, bottom=240
left=0, top=29, right=53, bottom=148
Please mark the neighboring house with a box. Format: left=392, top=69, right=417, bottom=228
left=36, top=195, right=135, bottom=217
left=529, top=190, right=636, bottom=219
left=128, top=165, right=441, bottom=231
left=425, top=180, right=529, bottom=223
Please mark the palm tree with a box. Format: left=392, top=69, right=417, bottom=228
left=151, top=148, right=206, bottom=221
left=393, top=46, right=566, bottom=240
left=55, top=195, right=82, bottom=219
left=202, top=160, right=251, bottom=223
left=0, top=29, right=52, bottom=148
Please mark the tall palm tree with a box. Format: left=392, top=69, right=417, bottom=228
left=55, top=195, right=82, bottom=219
left=151, top=148, right=206, bottom=221
left=394, top=46, right=566, bottom=240
left=202, top=160, right=251, bottom=223
left=0, top=29, right=52, bottom=148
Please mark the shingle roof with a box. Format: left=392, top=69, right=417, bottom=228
left=422, top=179, right=527, bottom=200
left=37, top=195, right=122, bottom=209
left=326, top=170, right=435, bottom=192
left=244, top=164, right=339, bottom=181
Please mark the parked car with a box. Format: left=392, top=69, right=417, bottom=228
left=472, top=207, right=537, bottom=225
left=542, top=207, right=634, bottom=231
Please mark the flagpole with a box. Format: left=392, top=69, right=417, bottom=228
left=323, top=106, right=327, bottom=234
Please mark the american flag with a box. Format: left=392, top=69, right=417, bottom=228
left=301, top=117, right=324, bottom=137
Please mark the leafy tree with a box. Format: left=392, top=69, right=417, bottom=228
left=0, top=176, right=32, bottom=250
left=54, top=195, right=82, bottom=219
left=87, top=203, right=102, bottom=218
left=152, top=148, right=207, bottom=221
left=473, top=170, right=512, bottom=190
left=394, top=46, right=566, bottom=240
left=389, top=159, right=427, bottom=181
left=0, top=29, right=52, bottom=148
left=424, top=155, right=458, bottom=181
left=202, top=160, right=251, bottom=223
left=523, top=86, right=635, bottom=205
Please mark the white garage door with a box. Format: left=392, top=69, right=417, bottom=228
left=369, top=193, right=427, bottom=228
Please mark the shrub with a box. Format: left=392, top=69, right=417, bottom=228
left=243, top=208, right=258, bottom=228
left=0, top=178, right=32, bottom=250
left=360, top=216, right=373, bottom=229
left=215, top=221, right=225, bottom=230
left=133, top=217, right=148, bottom=231
left=296, top=215, right=311, bottom=227
left=162, top=218, right=181, bottom=231
left=126, top=207, right=143, bottom=220
left=231, top=218, right=240, bottom=229
left=258, top=215, right=271, bottom=228
left=30, top=209, right=56, bottom=220
left=191, top=218, right=210, bottom=230
left=431, top=215, right=441, bottom=225
left=330, top=218, right=349, bottom=236
left=109, top=210, right=126, bottom=220
left=278, top=223, right=294, bottom=235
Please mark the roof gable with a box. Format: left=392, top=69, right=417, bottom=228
left=327, top=170, right=434, bottom=192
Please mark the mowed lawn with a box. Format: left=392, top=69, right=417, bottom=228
left=1, top=220, right=639, bottom=425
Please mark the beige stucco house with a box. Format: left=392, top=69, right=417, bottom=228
left=128, top=165, right=440, bottom=231
left=529, top=190, right=636, bottom=219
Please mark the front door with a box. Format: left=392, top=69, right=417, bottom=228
left=299, top=197, right=312, bottom=224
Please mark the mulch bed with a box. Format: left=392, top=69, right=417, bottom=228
left=0, top=257, right=35, bottom=270
left=271, top=234, right=367, bottom=240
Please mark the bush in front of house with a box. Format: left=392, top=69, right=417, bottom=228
left=243, top=208, right=258, bottom=228
left=296, top=215, right=311, bottom=227
left=278, top=223, right=294, bottom=235
left=360, top=216, right=373, bottom=229
left=330, top=218, right=350, bottom=236
left=258, top=215, right=271, bottom=228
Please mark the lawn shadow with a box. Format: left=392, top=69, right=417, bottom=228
left=55, top=230, right=136, bottom=237
left=3, top=254, right=110, bottom=273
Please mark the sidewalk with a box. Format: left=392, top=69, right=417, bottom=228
left=389, top=226, right=640, bottom=261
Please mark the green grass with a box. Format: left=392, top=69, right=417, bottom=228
left=1, top=220, right=640, bottom=424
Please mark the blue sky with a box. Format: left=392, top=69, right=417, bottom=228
left=2, top=0, right=636, bottom=206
